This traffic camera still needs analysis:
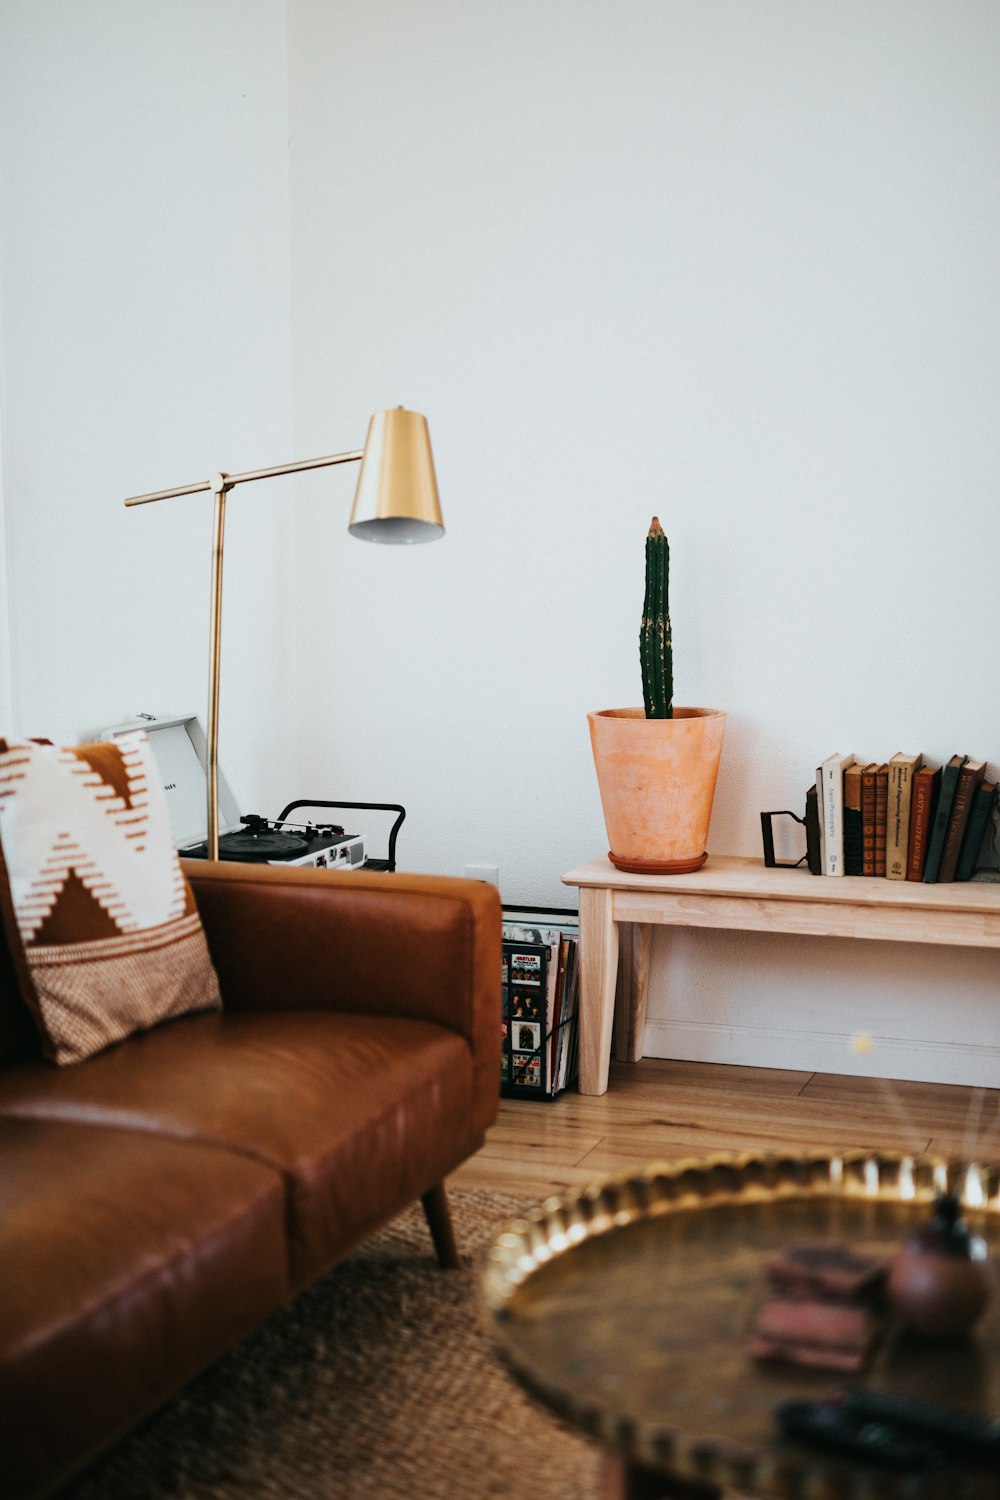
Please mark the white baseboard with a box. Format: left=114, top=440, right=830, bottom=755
left=643, top=1018, right=1000, bottom=1089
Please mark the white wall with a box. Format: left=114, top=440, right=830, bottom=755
left=0, top=0, right=295, bottom=814
left=288, top=0, right=1000, bottom=1086
left=2, top=3, right=998, bottom=1088
left=0, top=343, right=12, bottom=732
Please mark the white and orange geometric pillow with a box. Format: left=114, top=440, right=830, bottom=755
left=0, top=730, right=220, bottom=1064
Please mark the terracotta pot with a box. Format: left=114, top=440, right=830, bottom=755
left=588, top=707, right=726, bottom=874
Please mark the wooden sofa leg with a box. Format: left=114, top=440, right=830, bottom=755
left=421, top=1182, right=461, bottom=1268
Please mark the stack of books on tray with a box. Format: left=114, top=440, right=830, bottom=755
left=807, top=753, right=998, bottom=883
left=501, top=909, right=579, bottom=1099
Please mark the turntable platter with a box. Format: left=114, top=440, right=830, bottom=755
left=218, top=830, right=306, bottom=861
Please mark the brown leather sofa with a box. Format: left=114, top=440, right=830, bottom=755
left=0, top=860, right=501, bottom=1499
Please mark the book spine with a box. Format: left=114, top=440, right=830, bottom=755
left=938, top=764, right=985, bottom=883
left=885, top=761, right=916, bottom=880
left=906, top=771, right=938, bottom=881
left=815, top=764, right=827, bottom=874
left=861, top=765, right=878, bottom=876
left=824, top=759, right=848, bottom=876
left=874, top=766, right=888, bottom=877
left=843, top=766, right=863, bottom=877
left=923, top=761, right=965, bottom=884
left=969, top=797, right=1000, bottom=884
left=955, top=782, right=997, bottom=882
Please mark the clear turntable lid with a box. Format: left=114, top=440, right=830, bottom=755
left=100, top=713, right=242, bottom=849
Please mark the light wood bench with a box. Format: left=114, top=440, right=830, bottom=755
left=562, top=856, right=1000, bottom=1096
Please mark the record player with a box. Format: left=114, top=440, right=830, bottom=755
left=99, top=714, right=375, bottom=871
left=181, top=811, right=366, bottom=870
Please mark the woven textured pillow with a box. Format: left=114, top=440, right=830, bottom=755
left=0, top=730, right=221, bottom=1064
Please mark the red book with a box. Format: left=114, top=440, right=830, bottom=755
left=861, top=763, right=878, bottom=876
left=874, top=764, right=889, bottom=877
left=907, top=766, right=942, bottom=881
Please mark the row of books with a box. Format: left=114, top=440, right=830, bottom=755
left=811, top=752, right=997, bottom=882
left=501, top=909, right=579, bottom=1098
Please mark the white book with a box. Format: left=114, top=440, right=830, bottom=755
left=821, top=752, right=856, bottom=877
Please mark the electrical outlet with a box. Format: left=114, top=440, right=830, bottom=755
left=464, top=863, right=499, bottom=887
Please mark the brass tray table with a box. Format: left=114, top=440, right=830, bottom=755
left=482, top=1152, right=1000, bottom=1499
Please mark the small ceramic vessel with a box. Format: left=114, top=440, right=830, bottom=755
left=888, top=1193, right=993, bottom=1339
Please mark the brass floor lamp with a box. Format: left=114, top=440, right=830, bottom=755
left=125, top=407, right=443, bottom=859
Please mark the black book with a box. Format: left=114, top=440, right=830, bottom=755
left=970, top=795, right=1000, bottom=883
left=955, top=781, right=997, bottom=882
left=922, top=755, right=967, bottom=884
left=843, top=763, right=863, bottom=877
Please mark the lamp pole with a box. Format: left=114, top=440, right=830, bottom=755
left=206, top=471, right=230, bottom=861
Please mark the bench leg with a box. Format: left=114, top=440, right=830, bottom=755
left=421, top=1181, right=461, bottom=1269
left=613, top=921, right=652, bottom=1063
left=578, top=886, right=619, bottom=1095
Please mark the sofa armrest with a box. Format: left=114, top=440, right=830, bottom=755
left=185, top=861, right=502, bottom=1122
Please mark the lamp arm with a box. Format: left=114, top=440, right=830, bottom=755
left=124, top=448, right=365, bottom=859
left=124, top=447, right=364, bottom=507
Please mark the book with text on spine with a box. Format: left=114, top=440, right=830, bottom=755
left=938, top=759, right=987, bottom=883
left=820, top=752, right=856, bottom=876
left=906, top=765, right=941, bottom=881
left=885, top=752, right=922, bottom=881
left=922, top=755, right=968, bottom=884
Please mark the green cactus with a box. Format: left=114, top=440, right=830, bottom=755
left=640, top=516, right=673, bottom=719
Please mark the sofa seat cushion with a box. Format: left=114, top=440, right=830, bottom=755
left=0, top=1115, right=288, bottom=1500
left=0, top=1009, right=479, bottom=1288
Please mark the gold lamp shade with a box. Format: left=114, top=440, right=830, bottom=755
left=349, top=407, right=444, bottom=543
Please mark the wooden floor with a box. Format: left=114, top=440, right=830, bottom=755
left=451, top=1058, right=1000, bottom=1202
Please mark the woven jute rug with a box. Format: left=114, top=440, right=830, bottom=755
left=65, top=1189, right=602, bottom=1499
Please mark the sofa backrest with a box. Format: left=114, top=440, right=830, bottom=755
left=0, top=930, right=42, bottom=1065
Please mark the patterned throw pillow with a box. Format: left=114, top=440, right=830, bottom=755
left=0, top=731, right=221, bottom=1064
